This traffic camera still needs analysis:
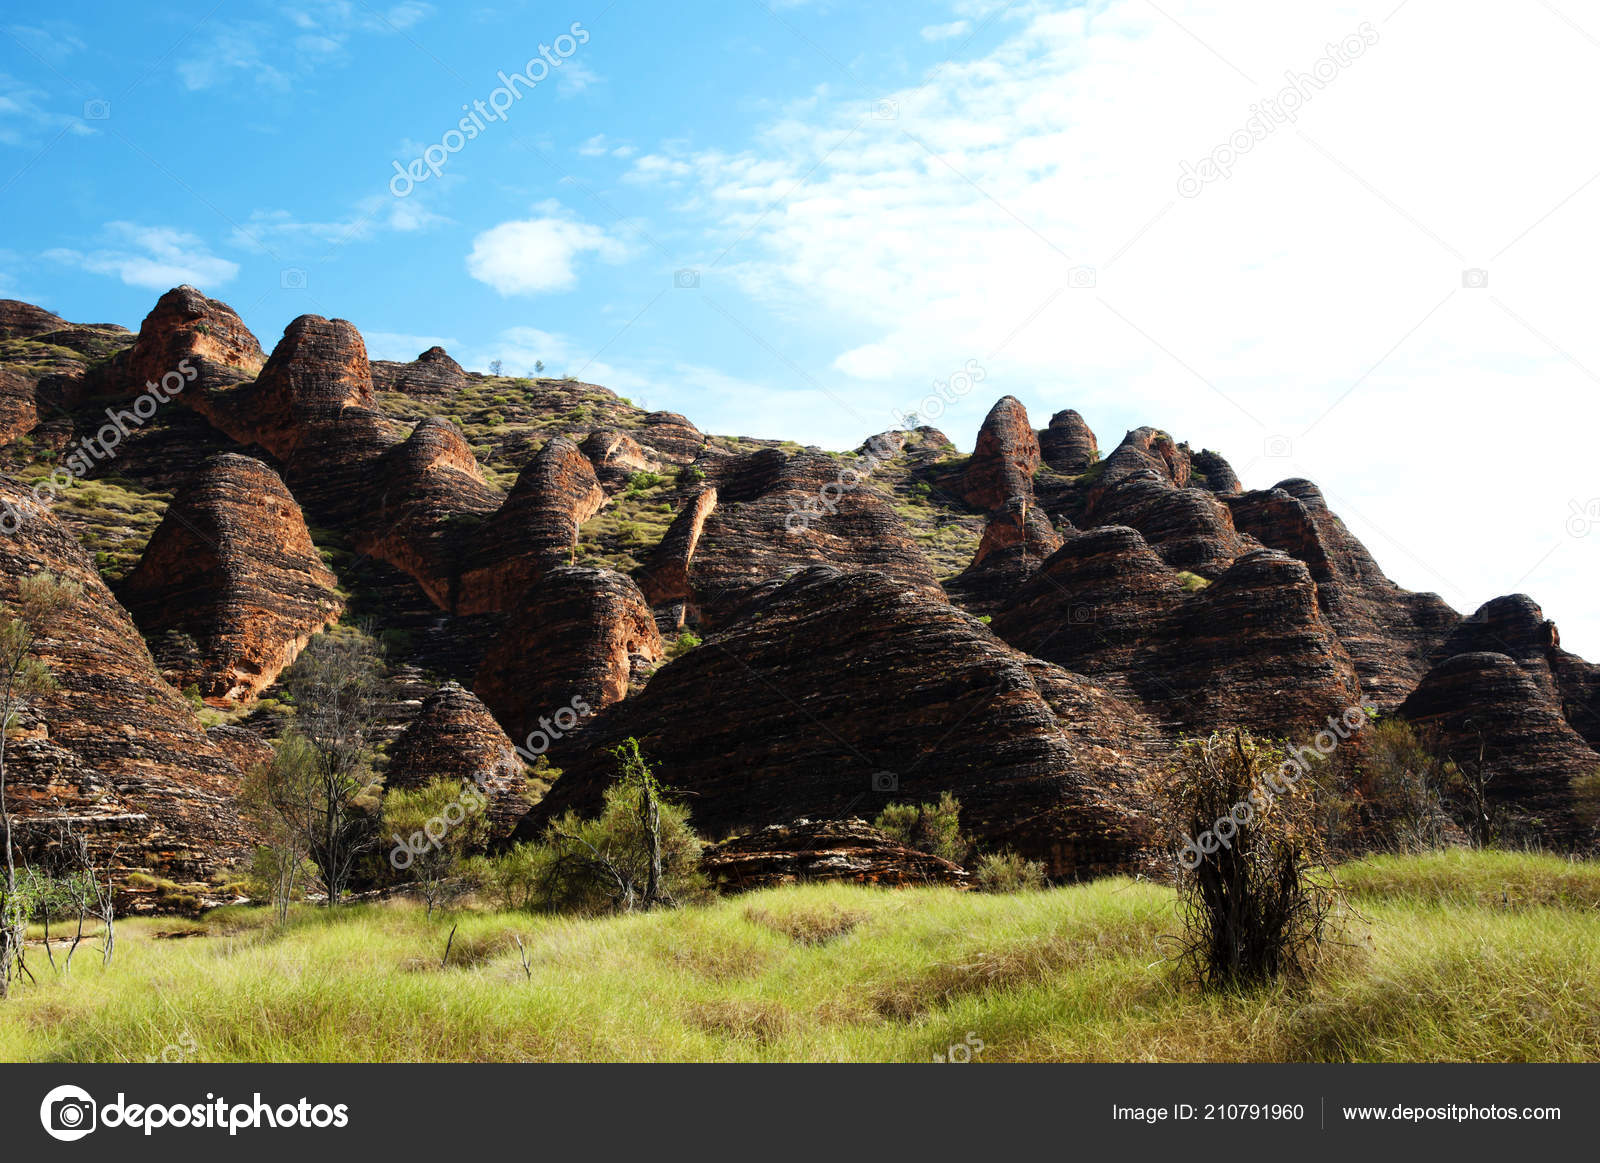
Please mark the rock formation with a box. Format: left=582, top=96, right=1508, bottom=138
left=474, top=566, right=661, bottom=741
left=120, top=453, right=343, bottom=703
left=370, top=346, right=468, bottom=399
left=637, top=447, right=944, bottom=628
left=1038, top=408, right=1098, bottom=475
left=960, top=396, right=1040, bottom=510
left=455, top=436, right=608, bottom=614
left=0, top=482, right=251, bottom=881
left=386, top=682, right=533, bottom=837
left=519, top=566, right=1158, bottom=877
left=993, top=533, right=1364, bottom=735
left=703, top=818, right=971, bottom=891
left=1400, top=652, right=1597, bottom=843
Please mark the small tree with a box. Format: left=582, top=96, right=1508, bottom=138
left=383, top=778, right=489, bottom=917
left=251, top=628, right=388, bottom=906
left=0, top=571, right=80, bottom=998
left=531, top=739, right=706, bottom=914
left=239, top=759, right=311, bottom=921
left=488, top=359, right=503, bottom=376
left=1143, top=730, right=1339, bottom=989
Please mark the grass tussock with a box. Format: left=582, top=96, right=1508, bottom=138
left=1, top=852, right=1598, bottom=1062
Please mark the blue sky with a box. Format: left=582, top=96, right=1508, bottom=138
left=3, top=0, right=1600, bottom=657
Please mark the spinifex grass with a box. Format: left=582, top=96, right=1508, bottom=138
left=3, top=850, right=1597, bottom=1062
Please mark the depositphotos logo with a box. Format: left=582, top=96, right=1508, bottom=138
left=40, top=1084, right=350, bottom=1139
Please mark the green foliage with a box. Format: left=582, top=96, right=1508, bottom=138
left=625, top=470, right=665, bottom=495
left=873, top=792, right=968, bottom=865
left=679, top=465, right=705, bottom=485
left=665, top=630, right=701, bottom=660
left=1573, top=768, right=1600, bottom=833
left=973, top=851, right=1048, bottom=893
left=383, top=778, right=491, bottom=916
left=1175, top=571, right=1211, bottom=593
left=514, top=739, right=708, bottom=915
left=181, top=683, right=203, bottom=710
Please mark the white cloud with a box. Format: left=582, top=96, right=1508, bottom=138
left=614, top=0, right=1600, bottom=656
left=44, top=222, right=239, bottom=290
left=465, top=206, right=627, bottom=295
left=622, top=153, right=695, bottom=184
left=921, top=20, right=971, bottom=41
left=232, top=194, right=447, bottom=253
left=555, top=59, right=601, bottom=97
left=0, top=74, right=98, bottom=145
left=178, top=3, right=434, bottom=90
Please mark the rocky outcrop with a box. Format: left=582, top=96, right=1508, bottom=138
left=1086, top=472, right=1249, bottom=576
left=455, top=436, right=607, bottom=615
left=1038, top=409, right=1098, bottom=475
left=944, top=502, right=1064, bottom=615
left=1226, top=480, right=1458, bottom=707
left=1091, top=427, right=1191, bottom=493
left=359, top=417, right=503, bottom=610
left=992, top=526, right=1187, bottom=682
left=703, top=818, right=971, bottom=892
left=474, top=566, right=661, bottom=741
left=193, top=313, right=377, bottom=462
left=370, top=346, right=467, bottom=399
left=634, top=411, right=705, bottom=463
left=1400, top=652, right=1597, bottom=844
left=993, top=533, right=1363, bottom=735
left=120, top=453, right=343, bottom=704
left=521, top=566, right=1158, bottom=877
left=961, top=396, right=1040, bottom=510
left=386, top=682, right=532, bottom=836
left=638, top=485, right=717, bottom=620
left=0, top=367, right=41, bottom=446
left=1190, top=448, right=1241, bottom=494
left=0, top=299, right=68, bottom=339
left=637, top=448, right=944, bottom=628
left=0, top=483, right=251, bottom=880
left=120, top=285, right=264, bottom=398
left=580, top=427, right=662, bottom=490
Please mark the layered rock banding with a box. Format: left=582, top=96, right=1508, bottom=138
left=120, top=453, right=344, bottom=703
left=386, top=681, right=532, bottom=837
left=703, top=818, right=972, bottom=891
left=519, top=565, right=1157, bottom=877
left=0, top=481, right=251, bottom=880
left=961, top=395, right=1041, bottom=511
left=3, top=286, right=1598, bottom=887
left=474, top=566, right=662, bottom=739
left=638, top=447, right=944, bottom=629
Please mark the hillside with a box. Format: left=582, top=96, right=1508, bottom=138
left=0, top=287, right=1597, bottom=895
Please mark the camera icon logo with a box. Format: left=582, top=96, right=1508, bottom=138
left=1567, top=498, right=1600, bottom=538
left=280, top=268, right=308, bottom=290
left=674, top=268, right=700, bottom=289
left=1462, top=268, right=1489, bottom=289
left=1067, top=265, right=1097, bottom=289
left=871, top=770, right=899, bottom=793
left=873, top=99, right=898, bottom=120
left=40, top=1084, right=97, bottom=1142
left=1263, top=434, right=1293, bottom=458
left=1069, top=604, right=1094, bottom=625
left=82, top=99, right=111, bottom=120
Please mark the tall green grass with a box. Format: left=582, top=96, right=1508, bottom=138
left=3, top=851, right=1598, bottom=1062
